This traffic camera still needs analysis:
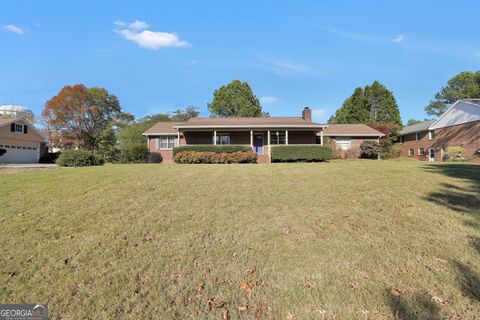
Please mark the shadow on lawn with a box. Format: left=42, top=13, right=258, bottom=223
left=422, top=163, right=480, bottom=304
left=386, top=292, right=442, bottom=320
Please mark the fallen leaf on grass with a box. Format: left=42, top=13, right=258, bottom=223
left=208, top=299, right=226, bottom=310
left=174, top=272, right=182, bottom=278
left=240, top=281, right=252, bottom=293
left=238, top=305, right=248, bottom=311
left=388, top=288, right=403, bottom=297
left=347, top=282, right=359, bottom=289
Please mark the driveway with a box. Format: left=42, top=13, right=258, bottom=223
left=0, top=163, right=57, bottom=168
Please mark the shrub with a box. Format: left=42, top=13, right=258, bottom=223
left=360, top=141, right=381, bottom=159
left=173, top=145, right=251, bottom=156
left=380, top=144, right=402, bottom=160
left=39, top=152, right=61, bottom=164
left=56, top=150, right=104, bottom=167
left=174, top=151, right=257, bottom=164
left=270, top=145, right=332, bottom=162
left=128, top=144, right=149, bottom=163
left=445, top=146, right=465, bottom=162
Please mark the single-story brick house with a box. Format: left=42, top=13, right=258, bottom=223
left=0, top=117, right=48, bottom=163
left=396, top=99, right=480, bottom=161
left=143, top=107, right=384, bottom=163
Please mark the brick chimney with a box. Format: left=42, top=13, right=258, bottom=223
left=302, top=107, right=312, bottom=122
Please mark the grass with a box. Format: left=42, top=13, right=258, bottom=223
left=0, top=160, right=479, bottom=319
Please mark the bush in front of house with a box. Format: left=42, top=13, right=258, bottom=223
left=173, top=145, right=251, bottom=156
left=39, top=152, right=61, bottom=163
left=56, top=150, right=104, bottom=167
left=174, top=151, right=257, bottom=164
left=360, top=141, right=381, bottom=159
left=120, top=144, right=150, bottom=163
left=270, top=145, right=332, bottom=162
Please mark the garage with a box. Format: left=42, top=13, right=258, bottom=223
left=0, top=142, right=40, bottom=163
left=0, top=117, right=47, bottom=164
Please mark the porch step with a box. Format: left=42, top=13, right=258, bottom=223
left=257, top=153, right=270, bottom=164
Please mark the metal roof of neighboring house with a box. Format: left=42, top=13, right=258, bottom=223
left=399, top=120, right=436, bottom=136
left=322, top=124, right=385, bottom=136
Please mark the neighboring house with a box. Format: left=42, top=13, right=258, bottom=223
left=323, top=124, right=385, bottom=154
left=0, top=117, right=48, bottom=163
left=396, top=99, right=480, bottom=161
left=143, top=107, right=384, bottom=163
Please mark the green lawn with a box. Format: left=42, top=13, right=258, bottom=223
left=1, top=161, right=479, bottom=319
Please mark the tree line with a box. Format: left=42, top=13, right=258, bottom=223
left=41, top=70, right=480, bottom=161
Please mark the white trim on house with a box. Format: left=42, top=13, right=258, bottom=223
left=428, top=100, right=480, bottom=130
left=318, top=133, right=385, bottom=137
left=143, top=132, right=179, bottom=136
left=173, top=124, right=327, bottom=129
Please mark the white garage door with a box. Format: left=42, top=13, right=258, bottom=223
left=0, top=143, right=39, bottom=163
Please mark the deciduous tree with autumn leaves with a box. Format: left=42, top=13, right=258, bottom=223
left=42, top=84, right=133, bottom=157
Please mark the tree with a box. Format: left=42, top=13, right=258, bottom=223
left=425, top=71, right=480, bottom=117
left=328, top=81, right=401, bottom=125
left=117, top=106, right=199, bottom=161
left=407, top=119, right=423, bottom=126
left=42, top=84, right=130, bottom=152
left=208, top=80, right=266, bottom=117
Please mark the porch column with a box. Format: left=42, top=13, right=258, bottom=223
left=267, top=130, right=271, bottom=160
left=285, top=130, right=289, bottom=145
left=177, top=131, right=180, bottom=147
left=213, top=130, right=217, bottom=145
left=320, top=130, right=324, bottom=146
left=250, top=130, right=253, bottom=149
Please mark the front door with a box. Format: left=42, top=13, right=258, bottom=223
left=429, top=148, right=435, bottom=162
left=254, top=134, right=263, bottom=155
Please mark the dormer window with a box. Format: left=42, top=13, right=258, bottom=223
left=429, top=130, right=435, bottom=140
left=10, top=122, right=28, bottom=134
left=15, top=124, right=23, bottom=133
left=415, top=132, right=420, bottom=141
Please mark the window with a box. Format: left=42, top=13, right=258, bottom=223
left=335, top=137, right=352, bottom=150
left=15, top=124, right=23, bottom=133
left=429, top=130, right=435, bottom=140
left=408, top=149, right=414, bottom=156
left=418, top=148, right=425, bottom=156
left=399, top=136, right=404, bottom=143
left=415, top=132, right=420, bottom=141
left=270, top=131, right=286, bottom=145
left=215, top=133, right=230, bottom=145
left=157, top=136, right=178, bottom=149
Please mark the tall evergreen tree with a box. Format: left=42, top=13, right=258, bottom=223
left=425, top=71, right=480, bottom=117
left=329, top=81, right=401, bottom=125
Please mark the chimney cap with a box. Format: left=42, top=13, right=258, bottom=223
left=304, top=106, right=310, bottom=109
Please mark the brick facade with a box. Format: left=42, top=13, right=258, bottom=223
left=395, top=120, right=480, bottom=161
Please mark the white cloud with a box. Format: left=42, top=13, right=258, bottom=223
left=115, top=28, right=190, bottom=50
left=113, top=20, right=126, bottom=26
left=128, top=20, right=149, bottom=31
left=250, top=52, right=315, bottom=78
left=2, top=24, right=25, bottom=35
left=393, top=34, right=405, bottom=44
left=260, top=96, right=279, bottom=104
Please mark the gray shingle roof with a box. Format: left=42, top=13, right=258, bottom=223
left=399, top=120, right=436, bottom=136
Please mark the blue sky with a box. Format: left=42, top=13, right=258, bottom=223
left=1, top=1, right=479, bottom=123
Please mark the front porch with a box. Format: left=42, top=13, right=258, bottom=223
left=180, top=129, right=324, bottom=157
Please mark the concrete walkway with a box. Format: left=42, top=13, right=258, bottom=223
left=0, top=163, right=58, bottom=168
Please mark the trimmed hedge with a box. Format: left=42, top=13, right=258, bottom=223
left=270, top=145, right=332, bottom=162
left=174, top=151, right=257, bottom=164
left=55, top=150, right=104, bottom=167
left=173, top=145, right=251, bottom=156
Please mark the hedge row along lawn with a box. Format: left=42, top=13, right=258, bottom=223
left=270, top=145, right=332, bottom=162
left=1, top=160, right=479, bottom=319
left=174, top=151, right=257, bottom=164
left=173, top=144, right=251, bottom=156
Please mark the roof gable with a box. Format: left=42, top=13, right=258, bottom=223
left=0, top=116, right=48, bottom=142
left=429, top=100, right=480, bottom=130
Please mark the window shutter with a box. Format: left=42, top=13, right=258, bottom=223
left=23, top=125, right=28, bottom=134
left=10, top=123, right=15, bottom=132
